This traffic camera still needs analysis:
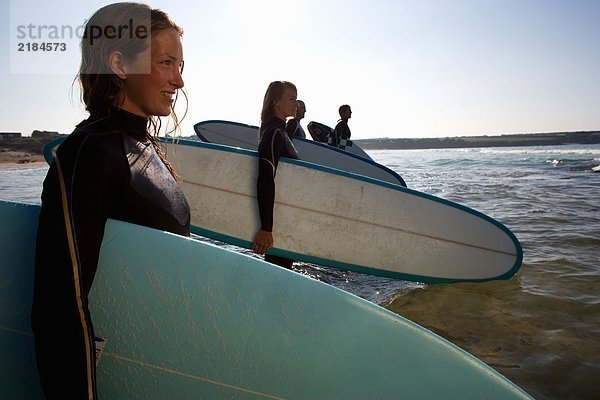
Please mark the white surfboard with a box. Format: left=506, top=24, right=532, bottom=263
left=0, top=199, right=531, bottom=399
left=161, top=138, right=522, bottom=283
left=194, top=120, right=405, bottom=186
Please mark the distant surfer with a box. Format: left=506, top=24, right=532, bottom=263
left=252, top=81, right=299, bottom=269
left=31, top=4, right=190, bottom=399
left=283, top=99, right=306, bottom=139
left=294, top=100, right=307, bottom=138
left=332, top=104, right=352, bottom=147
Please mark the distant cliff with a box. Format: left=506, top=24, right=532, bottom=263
left=354, top=131, right=600, bottom=150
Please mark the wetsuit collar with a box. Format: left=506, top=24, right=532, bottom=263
left=86, top=106, right=149, bottom=141
left=268, top=117, right=286, bottom=129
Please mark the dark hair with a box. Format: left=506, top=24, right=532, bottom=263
left=339, top=104, right=351, bottom=116
left=259, top=81, right=297, bottom=139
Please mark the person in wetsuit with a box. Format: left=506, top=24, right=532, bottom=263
left=252, top=81, right=299, bottom=269
left=333, top=104, right=352, bottom=147
left=291, top=99, right=307, bottom=138
left=31, top=4, right=189, bottom=399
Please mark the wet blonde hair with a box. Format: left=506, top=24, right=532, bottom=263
left=259, top=81, right=297, bottom=139
left=77, top=2, right=186, bottom=178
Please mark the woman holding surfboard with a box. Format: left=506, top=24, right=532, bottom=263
left=252, top=81, right=299, bottom=269
left=31, top=4, right=190, bottom=399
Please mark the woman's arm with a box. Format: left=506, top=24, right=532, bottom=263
left=253, top=128, right=287, bottom=253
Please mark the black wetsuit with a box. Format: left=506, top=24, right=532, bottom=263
left=287, top=117, right=306, bottom=138
left=31, top=107, right=190, bottom=399
left=257, top=117, right=298, bottom=268
left=334, top=119, right=351, bottom=145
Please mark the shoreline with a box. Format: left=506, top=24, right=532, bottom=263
left=2, top=132, right=599, bottom=165
left=354, top=131, right=600, bottom=150
left=0, top=160, right=46, bottom=167
left=0, top=136, right=55, bottom=166
left=0, top=151, right=46, bottom=166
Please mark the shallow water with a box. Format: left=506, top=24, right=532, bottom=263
left=1, top=144, right=599, bottom=399
left=372, top=145, right=600, bottom=400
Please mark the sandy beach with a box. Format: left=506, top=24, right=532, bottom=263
left=0, top=150, right=45, bottom=166
left=0, top=136, right=54, bottom=166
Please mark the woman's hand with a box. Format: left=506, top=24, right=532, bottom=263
left=253, top=230, right=273, bottom=255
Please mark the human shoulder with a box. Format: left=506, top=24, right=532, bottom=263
left=260, top=119, right=286, bottom=142
left=58, top=118, right=127, bottom=166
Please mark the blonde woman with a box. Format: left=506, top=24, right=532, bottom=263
left=252, top=81, right=299, bottom=269
left=32, top=3, right=189, bottom=398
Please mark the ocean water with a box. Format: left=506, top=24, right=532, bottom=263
left=1, top=144, right=599, bottom=399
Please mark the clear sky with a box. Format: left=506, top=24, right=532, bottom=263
left=1, top=0, right=599, bottom=139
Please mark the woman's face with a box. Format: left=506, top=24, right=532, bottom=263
left=119, top=28, right=184, bottom=117
left=275, top=87, right=298, bottom=120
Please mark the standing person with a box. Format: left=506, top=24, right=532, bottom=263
left=283, top=99, right=306, bottom=139
left=293, top=100, right=307, bottom=138
left=252, top=81, right=299, bottom=269
left=333, top=104, right=352, bottom=146
left=31, top=3, right=190, bottom=399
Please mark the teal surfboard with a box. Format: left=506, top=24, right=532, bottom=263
left=0, top=199, right=531, bottom=399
